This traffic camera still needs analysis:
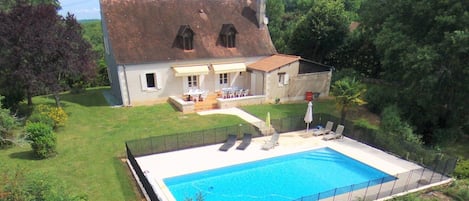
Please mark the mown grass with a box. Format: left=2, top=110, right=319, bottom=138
left=0, top=87, right=246, bottom=201
left=240, top=99, right=337, bottom=120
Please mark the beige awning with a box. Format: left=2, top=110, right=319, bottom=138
left=212, top=63, right=246, bottom=74
left=173, top=65, right=210, bottom=77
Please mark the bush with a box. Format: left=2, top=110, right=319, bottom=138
left=353, top=118, right=378, bottom=130
left=443, top=179, right=469, bottom=200
left=0, top=166, right=88, bottom=201
left=25, top=122, right=56, bottom=159
left=0, top=106, right=17, bottom=148
left=380, top=105, right=423, bottom=145
left=35, top=104, right=68, bottom=128
left=454, top=159, right=469, bottom=179
left=27, top=112, right=55, bottom=128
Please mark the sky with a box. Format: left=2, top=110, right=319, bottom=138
left=58, top=0, right=101, bottom=20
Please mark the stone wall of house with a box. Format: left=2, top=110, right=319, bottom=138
left=287, top=71, right=332, bottom=102
left=265, top=61, right=300, bottom=102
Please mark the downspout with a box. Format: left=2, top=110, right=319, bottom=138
left=123, top=65, right=131, bottom=106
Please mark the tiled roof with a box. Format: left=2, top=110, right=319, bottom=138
left=100, top=0, right=277, bottom=64
left=247, top=54, right=300, bottom=72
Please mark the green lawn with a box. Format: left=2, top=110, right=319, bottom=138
left=1, top=87, right=247, bottom=201
left=240, top=99, right=337, bottom=120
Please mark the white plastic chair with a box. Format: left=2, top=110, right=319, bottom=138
left=243, top=89, right=249, bottom=97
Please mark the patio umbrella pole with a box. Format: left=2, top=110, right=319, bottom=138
left=304, top=101, right=313, bottom=133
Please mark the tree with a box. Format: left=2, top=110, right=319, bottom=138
left=0, top=0, right=59, bottom=11
left=288, top=0, right=349, bottom=62
left=325, top=29, right=382, bottom=78
left=0, top=3, right=96, bottom=108
left=81, top=20, right=109, bottom=87
left=266, top=0, right=286, bottom=52
left=331, top=77, right=367, bottom=124
left=359, top=0, right=469, bottom=143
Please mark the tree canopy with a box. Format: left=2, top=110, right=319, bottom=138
left=81, top=20, right=109, bottom=87
left=359, top=0, right=469, bottom=143
left=288, top=0, right=349, bottom=62
left=0, top=2, right=96, bottom=109
left=0, top=0, right=59, bottom=11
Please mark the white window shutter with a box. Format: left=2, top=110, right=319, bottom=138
left=156, top=73, right=162, bottom=89
left=284, top=73, right=289, bottom=85
left=140, top=73, right=147, bottom=90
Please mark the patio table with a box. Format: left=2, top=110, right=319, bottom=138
left=184, top=89, right=206, bottom=102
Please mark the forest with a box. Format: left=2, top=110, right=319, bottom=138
left=266, top=0, right=468, bottom=145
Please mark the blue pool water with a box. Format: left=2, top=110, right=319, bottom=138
left=164, top=147, right=395, bottom=201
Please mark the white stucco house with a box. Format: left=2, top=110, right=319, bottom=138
left=100, top=0, right=331, bottom=111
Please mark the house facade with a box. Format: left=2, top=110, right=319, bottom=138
left=100, top=0, right=331, bottom=110
left=100, top=0, right=276, bottom=106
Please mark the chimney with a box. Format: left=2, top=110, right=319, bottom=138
left=256, top=0, right=267, bottom=29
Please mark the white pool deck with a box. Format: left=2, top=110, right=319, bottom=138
left=135, top=130, right=449, bottom=201
left=134, top=108, right=451, bottom=201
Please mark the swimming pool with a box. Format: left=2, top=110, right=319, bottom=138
left=164, top=147, right=395, bottom=201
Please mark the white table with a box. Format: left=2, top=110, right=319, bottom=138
left=184, top=89, right=206, bottom=102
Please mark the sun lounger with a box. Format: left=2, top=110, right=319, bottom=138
left=262, top=132, right=280, bottom=150
left=323, top=125, right=344, bottom=140
left=236, top=133, right=252, bottom=150
left=313, top=121, right=334, bottom=136
left=219, top=134, right=237, bottom=151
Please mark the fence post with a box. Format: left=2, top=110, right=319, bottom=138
left=347, top=184, right=354, bottom=201
left=375, top=177, right=385, bottom=200
left=404, top=169, right=414, bottom=191
left=332, top=188, right=337, bottom=201
left=440, top=158, right=450, bottom=181
left=417, top=168, right=426, bottom=188
left=363, top=180, right=371, bottom=200
left=389, top=174, right=398, bottom=196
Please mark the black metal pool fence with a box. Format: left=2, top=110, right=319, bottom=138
left=125, top=113, right=457, bottom=201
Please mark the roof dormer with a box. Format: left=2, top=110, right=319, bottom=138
left=220, top=24, right=238, bottom=48
left=177, top=25, right=194, bottom=51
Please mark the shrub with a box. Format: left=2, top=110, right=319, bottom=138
left=25, top=122, right=56, bottom=159
left=48, top=107, right=67, bottom=127
left=27, top=112, right=55, bottom=128
left=353, top=118, right=378, bottom=130
left=0, top=106, right=17, bottom=148
left=443, top=180, right=469, bottom=200
left=35, top=104, right=68, bottom=128
left=453, top=159, right=469, bottom=179
left=380, top=105, right=423, bottom=145
left=1, top=166, right=88, bottom=201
